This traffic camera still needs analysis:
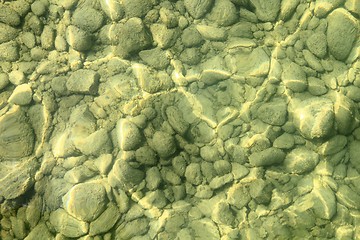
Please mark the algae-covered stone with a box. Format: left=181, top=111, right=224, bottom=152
left=227, top=183, right=251, bottom=209
left=62, top=183, right=107, bottom=222
left=89, top=203, right=120, bottom=236
left=66, top=69, right=99, bottom=95
left=115, top=218, right=149, bottom=240
left=312, top=179, right=336, bottom=220
left=336, top=184, right=360, bottom=210
left=334, top=94, right=358, bottom=135
left=49, top=208, right=88, bottom=238
left=279, top=0, right=300, bottom=21
left=135, top=145, right=158, bottom=165
left=0, top=41, right=19, bottom=61
left=249, top=147, right=285, bottom=167
left=349, top=140, right=360, bottom=172
left=99, top=0, right=124, bottom=21
left=282, top=62, right=307, bottom=92
left=146, top=167, right=162, bottom=190
left=212, top=201, right=235, bottom=225
left=291, top=97, right=334, bottom=139
left=249, top=179, right=273, bottom=204
left=250, top=0, right=281, bottom=22
left=152, top=131, right=177, bottom=158
left=256, top=99, right=287, bottom=126
left=139, top=48, right=169, bottom=70
left=0, top=23, right=18, bottom=43
left=189, top=218, right=220, bottom=240
left=327, top=8, right=358, bottom=61
left=72, top=6, right=104, bottom=33
left=25, top=222, right=53, bottom=240
left=150, top=23, right=179, bottom=49
left=185, top=163, right=203, bottom=185
left=273, top=133, right=295, bottom=149
left=181, top=27, right=204, bottom=47
left=109, top=159, right=145, bottom=190
left=66, top=25, right=93, bottom=52
left=284, top=147, right=319, bottom=174
left=318, top=135, right=347, bottom=156
left=166, top=106, right=190, bottom=135
left=184, top=0, right=214, bottom=19
left=8, top=84, right=33, bottom=105
left=123, top=0, right=152, bottom=18
left=207, top=0, right=238, bottom=26
left=116, top=118, right=143, bottom=151
left=306, top=32, right=327, bottom=59
left=308, top=77, right=328, bottom=96
left=0, top=5, right=21, bottom=26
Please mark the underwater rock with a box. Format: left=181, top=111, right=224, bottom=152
left=116, top=118, right=143, bottom=151
left=283, top=147, right=319, bottom=174
left=152, top=131, right=177, bottom=159
left=184, top=0, right=214, bottom=19
left=50, top=208, right=88, bottom=238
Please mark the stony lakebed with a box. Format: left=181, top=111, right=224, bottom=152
left=0, top=0, right=360, bottom=239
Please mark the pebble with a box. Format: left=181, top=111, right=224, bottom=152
left=345, top=0, right=360, bottom=16
left=273, top=132, right=295, bottom=149
left=212, top=201, right=235, bottom=225
left=152, top=131, right=177, bottom=158
left=184, top=0, right=214, bottom=19
left=72, top=7, right=104, bottom=33
left=166, top=106, right=190, bottom=136
left=0, top=5, right=21, bottom=26
left=336, top=184, right=360, bottom=210
left=250, top=0, right=281, bottom=22
left=207, top=0, right=238, bottom=26
left=89, top=203, right=121, bottom=236
left=333, top=93, right=358, bottom=135
left=249, top=147, right=285, bottom=167
left=63, top=165, right=95, bottom=184
left=291, top=97, right=334, bottom=139
left=111, top=18, right=152, bottom=58
left=256, top=99, right=287, bottom=126
left=49, top=208, right=88, bottom=238
left=25, top=222, right=53, bottom=240
left=62, top=183, right=107, bottom=222
left=281, top=62, right=307, bottom=92
left=214, top=160, right=232, bottom=175
left=0, top=41, right=19, bottom=61
left=66, top=69, right=99, bottom=95
left=115, top=218, right=149, bottom=239
left=195, top=184, right=213, bottom=199
left=159, top=7, right=178, bottom=28
left=189, top=218, right=220, bottom=240
left=123, top=0, right=153, bottom=18
left=349, top=140, right=360, bottom=172
left=9, top=70, right=26, bottom=85
left=8, top=84, right=33, bottom=105
left=196, top=24, right=227, bottom=41
left=0, top=72, right=9, bottom=90
left=146, top=167, right=162, bottom=190
left=227, top=183, right=251, bottom=209
left=40, top=25, right=55, bottom=50
left=99, top=0, right=124, bottom=21
left=306, top=32, right=327, bottom=59
left=75, top=129, right=112, bottom=156
left=283, top=147, right=319, bottom=174
left=327, top=8, right=358, bottom=61
left=66, top=25, right=93, bottom=52
left=209, top=173, right=233, bottom=189
left=150, top=23, right=179, bottom=49
left=31, top=1, right=46, bottom=16
left=139, top=48, right=170, bottom=70
left=135, top=146, right=158, bottom=166
left=312, top=179, right=337, bottom=220
left=318, top=135, right=347, bottom=156
left=185, top=163, right=203, bottom=185
left=138, top=190, right=167, bottom=209
left=314, top=0, right=344, bottom=18
left=249, top=179, right=273, bottom=204
left=302, top=49, right=324, bottom=73
left=279, top=0, right=300, bottom=21
left=109, top=159, right=145, bottom=190
left=181, top=26, right=203, bottom=47
left=172, top=155, right=187, bottom=176
left=308, top=77, right=328, bottom=96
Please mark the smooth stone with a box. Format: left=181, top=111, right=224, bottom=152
left=227, top=183, right=251, bottom=209
left=172, top=155, right=187, bottom=176
left=43, top=179, right=72, bottom=211
left=318, top=135, right=347, bottom=156
left=40, top=25, right=55, bottom=50
left=303, top=49, right=324, bottom=72
left=195, top=184, right=213, bottom=199
left=250, top=0, right=281, bottom=22
left=283, top=147, right=319, bottom=174
left=209, top=173, right=233, bottom=189
left=0, top=72, right=9, bottom=90
left=256, top=99, right=287, bottom=126
left=306, top=32, right=327, bottom=59
left=74, top=129, right=112, bottom=156
left=146, top=167, right=162, bottom=190
left=249, top=147, right=286, bottom=167
left=31, top=1, right=46, bottom=16
left=135, top=145, right=158, bottom=165
left=185, top=163, right=203, bottom=185
left=8, top=84, right=32, bottom=105
left=281, top=62, right=307, bottom=92
left=66, top=69, right=99, bottom=95
left=346, top=86, right=360, bottom=102
left=10, top=217, right=27, bottom=239
left=291, top=97, right=334, bottom=139
left=336, top=184, right=360, bottom=210
left=314, top=0, right=345, bottom=18
left=72, top=6, right=104, bottom=33
left=349, top=140, right=360, bottom=172
left=66, top=25, right=93, bottom=52
left=214, top=160, right=232, bottom=175
left=189, top=218, right=220, bottom=240
left=0, top=23, right=18, bottom=43
left=26, top=196, right=42, bottom=228
left=207, top=0, right=238, bottom=26
left=345, top=0, right=360, bottom=16
left=49, top=208, right=88, bottom=238
left=63, top=165, right=95, bottom=184
left=116, top=118, right=143, bottom=151
left=0, top=5, right=21, bottom=26
left=25, top=222, right=53, bottom=240
left=9, top=70, right=26, bottom=85
left=196, top=25, right=227, bottom=41
left=138, top=190, right=167, bottom=209
left=139, top=48, right=169, bottom=70
left=184, top=0, right=214, bottom=19
left=150, top=23, right=179, bottom=49
left=166, top=106, right=190, bottom=136
left=312, top=179, right=337, bottom=220
left=89, top=203, right=121, bottom=236
left=115, top=218, right=149, bottom=239
left=327, top=8, right=358, bottom=61
left=62, top=183, right=107, bottom=222
left=99, top=0, right=124, bottom=21
left=152, top=131, right=177, bottom=158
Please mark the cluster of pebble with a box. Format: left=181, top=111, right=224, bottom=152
left=0, top=0, right=360, bottom=239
